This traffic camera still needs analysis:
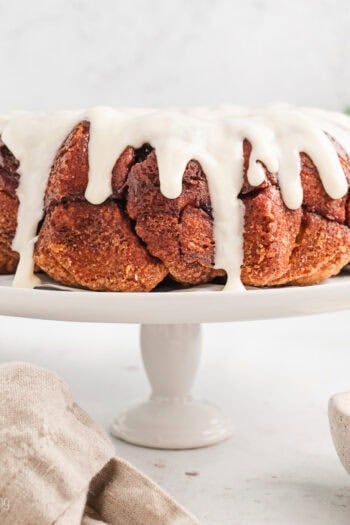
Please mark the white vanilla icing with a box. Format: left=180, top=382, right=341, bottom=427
left=0, top=105, right=349, bottom=291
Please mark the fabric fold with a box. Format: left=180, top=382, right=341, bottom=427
left=0, top=362, right=198, bottom=525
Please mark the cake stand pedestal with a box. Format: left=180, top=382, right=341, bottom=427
left=0, top=274, right=349, bottom=450
left=111, top=324, right=231, bottom=448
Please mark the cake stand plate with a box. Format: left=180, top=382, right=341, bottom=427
left=0, top=273, right=349, bottom=449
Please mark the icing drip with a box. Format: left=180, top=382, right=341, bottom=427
left=1, top=111, right=81, bottom=287
left=0, top=105, right=348, bottom=291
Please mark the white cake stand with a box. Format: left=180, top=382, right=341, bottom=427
left=0, top=273, right=350, bottom=449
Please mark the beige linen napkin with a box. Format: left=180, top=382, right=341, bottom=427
left=0, top=362, right=198, bottom=525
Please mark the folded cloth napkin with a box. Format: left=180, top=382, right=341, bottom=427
left=0, top=362, right=198, bottom=525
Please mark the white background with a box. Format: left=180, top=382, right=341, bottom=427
left=0, top=1, right=350, bottom=524
left=0, top=0, right=349, bottom=111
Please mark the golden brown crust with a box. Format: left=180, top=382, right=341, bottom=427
left=0, top=192, right=18, bottom=273
left=300, top=149, right=350, bottom=224
left=34, top=201, right=167, bottom=291
left=0, top=140, right=19, bottom=273
left=241, top=186, right=303, bottom=286
left=44, top=121, right=90, bottom=208
left=125, top=151, right=223, bottom=285
left=0, top=122, right=349, bottom=291
left=270, top=212, right=350, bottom=286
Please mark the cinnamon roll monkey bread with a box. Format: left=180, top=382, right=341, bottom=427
left=0, top=106, right=349, bottom=292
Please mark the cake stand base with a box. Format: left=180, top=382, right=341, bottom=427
left=111, top=324, right=232, bottom=449
left=3, top=274, right=349, bottom=449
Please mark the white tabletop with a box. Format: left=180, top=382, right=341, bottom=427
left=0, top=312, right=349, bottom=524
